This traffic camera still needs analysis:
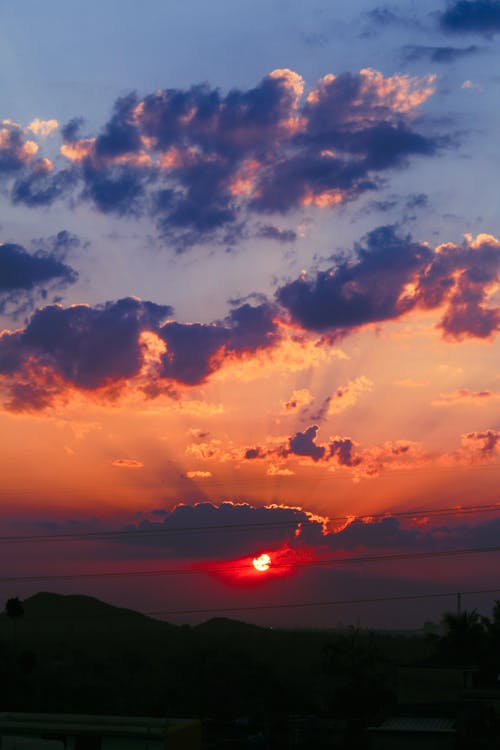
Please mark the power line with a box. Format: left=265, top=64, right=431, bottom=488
left=1, top=501, right=499, bottom=545
left=146, top=587, right=500, bottom=618
left=1, top=544, right=500, bottom=584
left=4, top=586, right=500, bottom=622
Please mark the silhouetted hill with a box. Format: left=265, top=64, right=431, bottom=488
left=23, top=591, right=164, bottom=625
left=0, top=591, right=176, bottom=641
left=195, top=616, right=265, bottom=635
left=0, top=590, right=441, bottom=721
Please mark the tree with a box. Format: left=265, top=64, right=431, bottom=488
left=4, top=597, right=24, bottom=648
left=5, top=598, right=24, bottom=620
left=440, top=609, right=488, bottom=666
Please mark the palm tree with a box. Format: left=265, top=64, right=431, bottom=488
left=440, top=609, right=488, bottom=666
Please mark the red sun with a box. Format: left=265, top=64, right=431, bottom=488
left=252, top=553, right=271, bottom=572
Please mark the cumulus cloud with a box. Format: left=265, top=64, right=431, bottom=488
left=115, top=499, right=500, bottom=566
left=461, top=429, right=500, bottom=458
left=0, top=121, right=39, bottom=174
left=4, top=68, right=440, bottom=247
left=245, top=424, right=365, bottom=471
left=276, top=227, right=500, bottom=341
left=0, top=226, right=498, bottom=411
left=121, top=501, right=328, bottom=559
left=27, top=119, right=58, bottom=137
left=0, top=297, right=280, bottom=410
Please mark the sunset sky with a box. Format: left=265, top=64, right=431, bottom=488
left=1, top=0, right=500, bottom=628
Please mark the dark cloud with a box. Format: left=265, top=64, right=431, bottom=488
left=114, top=500, right=500, bottom=564
left=277, top=226, right=500, bottom=340
left=360, top=192, right=428, bottom=218
left=329, top=437, right=362, bottom=467
left=277, top=226, right=431, bottom=333
left=440, top=0, right=500, bottom=34
left=12, top=162, right=77, bottom=207
left=121, top=501, right=319, bottom=559
left=0, top=243, right=77, bottom=294
left=80, top=162, right=147, bottom=216
left=0, top=298, right=279, bottom=409
left=6, top=69, right=442, bottom=247
left=244, top=424, right=364, bottom=470
left=0, top=242, right=77, bottom=315
left=288, top=425, right=326, bottom=461
left=256, top=224, right=297, bottom=243
left=158, top=302, right=279, bottom=384
left=0, top=298, right=172, bottom=408
left=401, top=44, right=481, bottom=62
left=61, top=118, right=85, bottom=143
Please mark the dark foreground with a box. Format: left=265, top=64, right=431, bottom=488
left=1, top=592, right=500, bottom=748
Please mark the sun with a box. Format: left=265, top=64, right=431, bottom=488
left=252, top=553, right=271, bottom=572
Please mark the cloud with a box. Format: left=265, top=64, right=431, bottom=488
left=256, top=224, right=297, bottom=243
left=439, top=0, right=500, bottom=34
left=0, top=225, right=498, bottom=411
left=11, top=159, right=77, bottom=207
left=115, top=499, right=500, bottom=567
left=0, top=241, right=78, bottom=313
left=0, top=242, right=77, bottom=294
left=326, top=375, right=373, bottom=416
left=157, top=302, right=280, bottom=384
left=6, top=68, right=440, bottom=247
left=111, top=458, right=144, bottom=468
left=0, top=297, right=172, bottom=410
left=276, top=227, right=500, bottom=341
left=31, top=230, right=87, bottom=261
left=432, top=388, right=500, bottom=405
left=289, top=425, right=326, bottom=461
left=245, top=424, right=365, bottom=471
left=0, top=122, right=39, bottom=174
left=280, top=388, right=314, bottom=414
left=27, top=119, right=58, bottom=137
left=121, top=500, right=328, bottom=559
left=461, top=429, right=500, bottom=457
left=401, top=44, right=481, bottom=63
left=0, top=297, right=280, bottom=410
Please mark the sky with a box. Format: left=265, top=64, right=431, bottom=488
left=1, top=0, right=500, bottom=628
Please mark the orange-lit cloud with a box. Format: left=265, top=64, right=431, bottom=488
left=327, top=375, right=373, bottom=415
left=432, top=388, right=500, bottom=406
left=111, top=458, right=144, bottom=469
left=280, top=388, right=314, bottom=414
left=27, top=118, right=58, bottom=137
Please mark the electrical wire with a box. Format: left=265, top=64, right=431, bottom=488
left=1, top=543, right=500, bottom=584
left=0, top=501, right=499, bottom=545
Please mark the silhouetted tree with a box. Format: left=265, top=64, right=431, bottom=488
left=5, top=597, right=24, bottom=619
left=440, top=609, right=488, bottom=666
left=4, top=597, right=24, bottom=648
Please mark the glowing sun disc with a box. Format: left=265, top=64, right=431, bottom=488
left=253, top=553, right=271, bottom=572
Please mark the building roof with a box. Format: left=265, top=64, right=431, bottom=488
left=370, top=717, right=456, bottom=734
left=0, top=713, right=197, bottom=740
